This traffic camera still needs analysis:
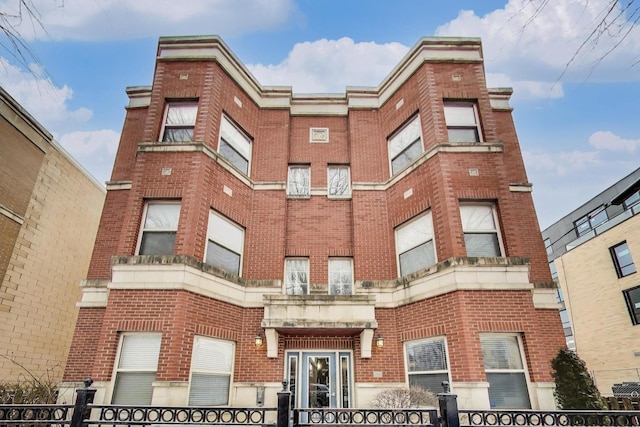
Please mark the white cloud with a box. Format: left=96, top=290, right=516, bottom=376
left=1, top=0, right=300, bottom=41
left=0, top=57, right=91, bottom=133
left=486, top=72, right=564, bottom=99
left=589, top=130, right=640, bottom=152
left=57, top=129, right=120, bottom=184
left=523, top=130, right=640, bottom=228
left=248, top=38, right=409, bottom=93
left=59, top=129, right=119, bottom=156
left=0, top=55, right=117, bottom=184
left=436, top=0, right=640, bottom=87
left=524, top=149, right=601, bottom=175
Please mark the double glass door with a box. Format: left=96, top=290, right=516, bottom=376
left=286, top=351, right=352, bottom=409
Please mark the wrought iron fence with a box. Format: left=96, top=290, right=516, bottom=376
left=292, top=408, right=438, bottom=427
left=459, top=409, right=640, bottom=427
left=3, top=379, right=640, bottom=427
left=91, top=405, right=276, bottom=426
left=0, top=403, right=73, bottom=426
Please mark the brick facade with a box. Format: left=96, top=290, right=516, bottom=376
left=0, top=87, right=105, bottom=380
left=63, top=36, right=564, bottom=410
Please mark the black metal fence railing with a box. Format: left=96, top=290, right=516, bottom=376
left=292, top=408, right=438, bottom=426
left=91, top=405, right=276, bottom=426
left=0, top=403, right=73, bottom=425
left=459, top=409, right=640, bottom=427
left=2, top=379, right=640, bottom=427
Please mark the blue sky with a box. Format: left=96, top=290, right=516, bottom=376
left=1, top=0, right=639, bottom=229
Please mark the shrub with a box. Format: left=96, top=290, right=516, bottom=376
left=371, top=386, right=438, bottom=408
left=551, top=348, right=605, bottom=410
left=0, top=355, right=59, bottom=404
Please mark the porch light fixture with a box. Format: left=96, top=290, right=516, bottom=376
left=376, top=334, right=385, bottom=348
left=254, top=332, right=264, bottom=347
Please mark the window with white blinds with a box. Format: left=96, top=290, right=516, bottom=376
left=443, top=102, right=481, bottom=143
left=161, top=102, right=198, bottom=142
left=112, top=334, right=162, bottom=405
left=138, top=202, right=181, bottom=255
left=405, top=337, right=449, bottom=395
left=188, top=336, right=235, bottom=406
left=206, top=212, right=244, bottom=275
left=219, top=116, right=252, bottom=175
left=480, top=335, right=531, bottom=409
left=460, top=204, right=502, bottom=257
left=388, top=115, right=423, bottom=175
left=395, top=212, right=436, bottom=276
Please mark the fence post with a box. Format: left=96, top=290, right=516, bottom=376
left=70, top=378, right=96, bottom=427
left=438, top=381, right=460, bottom=427
left=277, top=379, right=291, bottom=427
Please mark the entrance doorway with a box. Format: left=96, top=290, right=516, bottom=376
left=286, top=351, right=352, bottom=409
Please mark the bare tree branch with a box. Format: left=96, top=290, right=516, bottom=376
left=0, top=0, right=48, bottom=73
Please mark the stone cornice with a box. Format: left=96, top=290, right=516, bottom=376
left=126, top=36, right=511, bottom=114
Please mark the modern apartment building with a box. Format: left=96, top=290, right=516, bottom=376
left=542, top=167, right=640, bottom=396
left=0, top=86, right=105, bottom=380
left=61, top=36, right=565, bottom=410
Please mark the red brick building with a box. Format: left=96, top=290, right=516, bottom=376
left=61, top=36, right=565, bottom=410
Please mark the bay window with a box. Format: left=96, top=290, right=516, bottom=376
left=188, top=336, right=234, bottom=406
left=388, top=115, right=423, bottom=176
left=161, top=102, right=197, bottom=142
left=219, top=116, right=252, bottom=175
left=406, top=337, right=450, bottom=395
left=444, top=102, right=481, bottom=143
left=138, top=202, right=181, bottom=255
left=480, top=334, right=531, bottom=409
left=206, top=212, right=244, bottom=276
left=460, top=204, right=502, bottom=257
left=112, top=334, right=162, bottom=405
left=395, top=212, right=436, bottom=276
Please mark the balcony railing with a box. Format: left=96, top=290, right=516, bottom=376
left=566, top=203, right=640, bottom=251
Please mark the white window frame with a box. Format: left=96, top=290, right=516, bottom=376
left=404, top=336, right=451, bottom=395
left=459, top=203, right=504, bottom=257
left=480, top=333, right=531, bottom=409
left=188, top=336, right=235, bottom=406
left=285, top=258, right=309, bottom=295
left=394, top=211, right=437, bottom=277
left=136, top=201, right=181, bottom=256
left=327, top=166, right=351, bottom=198
left=110, top=333, right=162, bottom=405
left=444, top=102, right=482, bottom=143
left=329, top=258, right=353, bottom=295
left=218, top=115, right=252, bottom=176
left=161, top=102, right=198, bottom=142
left=205, top=211, right=244, bottom=276
left=388, top=115, right=424, bottom=176
left=287, top=166, right=311, bottom=197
